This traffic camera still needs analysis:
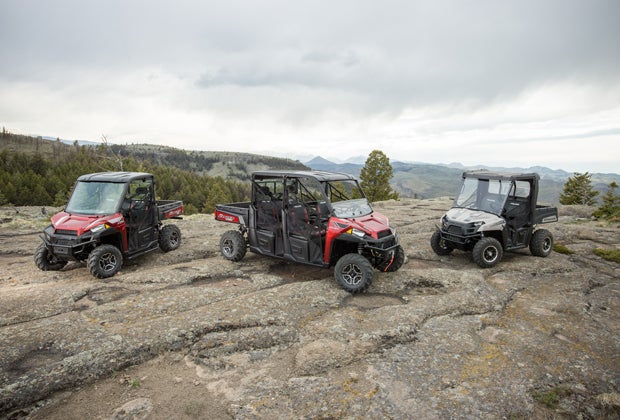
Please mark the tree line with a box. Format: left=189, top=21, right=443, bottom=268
left=0, top=144, right=250, bottom=214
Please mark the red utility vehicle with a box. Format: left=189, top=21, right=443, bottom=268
left=35, top=172, right=183, bottom=278
left=214, top=170, right=404, bottom=293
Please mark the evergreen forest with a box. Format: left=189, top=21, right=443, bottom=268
left=0, top=132, right=306, bottom=213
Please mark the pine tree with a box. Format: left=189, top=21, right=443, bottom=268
left=203, top=179, right=229, bottom=213
left=559, top=172, right=599, bottom=205
left=593, top=181, right=620, bottom=219
left=359, top=150, right=399, bottom=202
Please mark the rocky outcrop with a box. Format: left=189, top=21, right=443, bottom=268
left=0, top=199, right=618, bottom=418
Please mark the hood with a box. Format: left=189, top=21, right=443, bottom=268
left=346, top=211, right=391, bottom=238
left=445, top=207, right=504, bottom=230
left=51, top=211, right=123, bottom=236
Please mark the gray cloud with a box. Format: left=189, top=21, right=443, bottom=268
left=3, top=0, right=618, bottom=106
left=1, top=0, right=619, bottom=172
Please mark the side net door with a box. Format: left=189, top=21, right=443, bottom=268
left=125, top=178, right=157, bottom=251
left=284, top=177, right=326, bottom=264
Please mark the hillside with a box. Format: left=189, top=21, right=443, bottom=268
left=0, top=133, right=308, bottom=211
left=0, top=133, right=308, bottom=183
left=306, top=156, right=620, bottom=204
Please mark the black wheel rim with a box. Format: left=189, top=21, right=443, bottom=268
left=483, top=246, right=498, bottom=263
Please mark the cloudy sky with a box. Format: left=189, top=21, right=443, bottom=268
left=1, top=0, right=619, bottom=173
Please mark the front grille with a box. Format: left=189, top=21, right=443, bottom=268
left=373, top=237, right=396, bottom=250
left=55, top=229, right=77, bottom=236
left=54, top=239, right=76, bottom=246
left=447, top=225, right=463, bottom=235
left=377, top=229, right=392, bottom=239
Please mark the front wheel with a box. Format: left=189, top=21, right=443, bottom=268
left=430, top=230, right=454, bottom=256
left=159, top=224, right=181, bottom=252
left=34, top=243, right=67, bottom=271
left=334, top=253, right=373, bottom=293
left=529, top=229, right=553, bottom=257
left=220, top=230, right=247, bottom=262
left=383, top=245, right=405, bottom=272
left=472, top=237, right=503, bottom=268
left=87, top=245, right=123, bottom=279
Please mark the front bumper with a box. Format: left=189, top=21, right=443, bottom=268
left=362, top=231, right=401, bottom=264
left=40, top=225, right=97, bottom=261
left=437, top=223, right=481, bottom=250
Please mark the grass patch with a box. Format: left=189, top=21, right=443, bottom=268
left=532, top=386, right=570, bottom=408
left=129, top=378, right=141, bottom=388
left=184, top=401, right=207, bottom=418
left=552, top=243, right=574, bottom=255
left=593, top=248, right=620, bottom=263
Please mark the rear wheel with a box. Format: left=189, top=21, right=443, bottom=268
left=88, top=245, right=123, bottom=279
left=472, top=237, right=503, bottom=268
left=220, top=230, right=246, bottom=262
left=530, top=229, right=553, bottom=257
left=34, top=243, right=67, bottom=271
left=334, top=253, right=373, bottom=293
left=430, top=230, right=454, bottom=256
left=159, top=224, right=181, bottom=252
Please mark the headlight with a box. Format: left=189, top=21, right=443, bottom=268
left=347, top=228, right=366, bottom=238
left=90, top=224, right=108, bottom=233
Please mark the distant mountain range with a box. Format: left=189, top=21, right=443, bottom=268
left=304, top=156, right=620, bottom=205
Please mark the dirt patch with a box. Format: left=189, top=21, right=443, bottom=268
left=1, top=200, right=618, bottom=419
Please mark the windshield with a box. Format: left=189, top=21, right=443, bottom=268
left=325, top=179, right=372, bottom=218
left=453, top=177, right=512, bottom=215
left=331, top=198, right=373, bottom=218
left=65, top=181, right=126, bottom=215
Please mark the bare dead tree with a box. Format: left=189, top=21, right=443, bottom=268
left=99, top=134, right=124, bottom=171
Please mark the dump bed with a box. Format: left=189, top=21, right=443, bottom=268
left=534, top=204, right=558, bottom=224
left=214, top=202, right=251, bottom=226
left=157, top=200, right=184, bottom=220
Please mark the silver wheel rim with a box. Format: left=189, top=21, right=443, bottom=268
left=169, top=231, right=179, bottom=247
left=222, top=239, right=234, bottom=257
left=99, top=252, right=118, bottom=272
left=341, top=263, right=363, bottom=286
left=542, top=238, right=551, bottom=252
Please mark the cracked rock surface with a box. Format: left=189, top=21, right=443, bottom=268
left=0, top=199, right=618, bottom=419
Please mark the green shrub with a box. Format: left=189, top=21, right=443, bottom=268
left=532, top=386, right=569, bottom=408
left=593, top=248, right=620, bottom=263
left=552, top=244, right=574, bottom=255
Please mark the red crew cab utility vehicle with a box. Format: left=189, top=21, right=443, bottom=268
left=214, top=170, right=404, bottom=293
left=35, top=172, right=183, bottom=278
